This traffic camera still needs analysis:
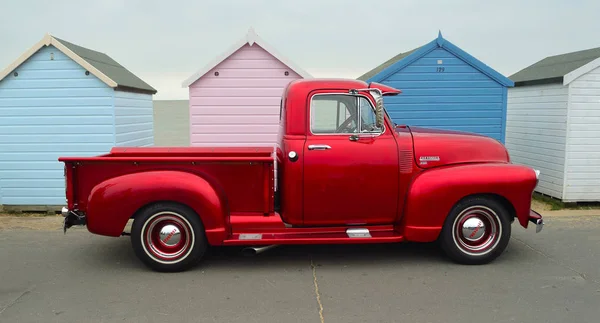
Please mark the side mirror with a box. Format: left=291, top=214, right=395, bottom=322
left=372, top=91, right=384, bottom=129
left=349, top=87, right=392, bottom=130
left=366, top=83, right=401, bottom=129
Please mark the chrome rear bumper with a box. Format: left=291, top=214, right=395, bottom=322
left=61, top=207, right=86, bottom=234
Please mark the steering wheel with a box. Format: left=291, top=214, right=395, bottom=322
left=335, top=118, right=357, bottom=133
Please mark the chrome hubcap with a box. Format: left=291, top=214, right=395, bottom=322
left=461, top=217, right=486, bottom=241
left=159, top=224, right=181, bottom=246
left=141, top=212, right=194, bottom=263
left=452, top=205, right=501, bottom=256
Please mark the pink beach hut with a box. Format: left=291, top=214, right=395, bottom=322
left=182, top=27, right=312, bottom=147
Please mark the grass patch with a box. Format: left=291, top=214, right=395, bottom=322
left=0, top=210, right=56, bottom=217
left=532, top=192, right=600, bottom=211
left=532, top=192, right=565, bottom=210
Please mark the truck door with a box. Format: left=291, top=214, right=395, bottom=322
left=302, top=91, right=400, bottom=226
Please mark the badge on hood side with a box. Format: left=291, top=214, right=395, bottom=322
left=419, top=156, right=440, bottom=165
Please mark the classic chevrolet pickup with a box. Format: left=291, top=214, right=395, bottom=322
left=59, top=79, right=544, bottom=272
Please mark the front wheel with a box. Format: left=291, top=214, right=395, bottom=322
left=439, top=196, right=511, bottom=265
left=131, top=202, right=207, bottom=272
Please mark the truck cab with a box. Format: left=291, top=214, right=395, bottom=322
left=275, top=79, right=408, bottom=227
left=60, top=78, right=544, bottom=272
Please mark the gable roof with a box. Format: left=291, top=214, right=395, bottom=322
left=357, top=46, right=422, bottom=82
left=0, top=33, right=157, bottom=94
left=357, top=31, right=514, bottom=87
left=182, top=27, right=312, bottom=87
left=509, top=46, right=600, bottom=86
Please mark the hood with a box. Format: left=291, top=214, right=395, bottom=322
left=404, top=126, right=509, bottom=169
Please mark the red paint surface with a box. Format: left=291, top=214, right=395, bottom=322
left=59, top=148, right=274, bottom=243
left=228, top=215, right=403, bottom=245
left=60, top=78, right=540, bottom=247
left=410, top=126, right=509, bottom=169
left=400, top=163, right=538, bottom=241
left=223, top=235, right=404, bottom=246
left=301, top=87, right=400, bottom=225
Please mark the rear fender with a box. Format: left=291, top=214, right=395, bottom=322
left=400, top=163, right=538, bottom=242
left=86, top=170, right=229, bottom=245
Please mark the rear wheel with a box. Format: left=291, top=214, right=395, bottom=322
left=131, top=202, right=207, bottom=272
left=440, top=196, right=511, bottom=265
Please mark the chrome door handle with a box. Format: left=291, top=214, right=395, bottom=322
left=308, top=144, right=331, bottom=150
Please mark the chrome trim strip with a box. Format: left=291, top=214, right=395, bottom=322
left=308, top=92, right=386, bottom=137
left=239, top=233, right=262, bottom=240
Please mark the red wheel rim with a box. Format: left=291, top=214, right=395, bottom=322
left=452, top=205, right=501, bottom=256
left=141, top=212, right=194, bottom=264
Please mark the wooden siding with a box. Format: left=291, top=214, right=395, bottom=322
left=189, top=44, right=302, bottom=147
left=0, top=45, right=115, bottom=205
left=380, top=49, right=506, bottom=142
left=114, top=90, right=154, bottom=147
left=153, top=100, right=189, bottom=146
left=506, top=83, right=569, bottom=199
left=564, top=65, right=600, bottom=202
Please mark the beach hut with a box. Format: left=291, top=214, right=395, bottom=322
left=0, top=34, right=156, bottom=209
left=182, top=27, right=311, bottom=147
left=506, top=46, right=600, bottom=202
left=358, top=32, right=514, bottom=143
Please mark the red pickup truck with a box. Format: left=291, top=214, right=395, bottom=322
left=59, top=78, right=544, bottom=272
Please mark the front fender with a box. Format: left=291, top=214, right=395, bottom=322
left=86, top=170, right=228, bottom=245
left=401, top=163, right=537, bottom=242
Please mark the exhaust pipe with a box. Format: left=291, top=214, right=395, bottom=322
left=241, top=245, right=279, bottom=256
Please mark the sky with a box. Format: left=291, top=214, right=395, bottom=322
left=1, top=0, right=599, bottom=99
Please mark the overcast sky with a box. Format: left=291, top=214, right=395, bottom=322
left=1, top=0, right=599, bottom=99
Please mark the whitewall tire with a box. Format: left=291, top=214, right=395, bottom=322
left=131, top=202, right=207, bottom=272
left=440, top=196, right=511, bottom=265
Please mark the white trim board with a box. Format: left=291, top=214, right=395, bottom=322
left=564, top=57, right=600, bottom=85
left=181, top=27, right=312, bottom=87
left=0, top=33, right=118, bottom=88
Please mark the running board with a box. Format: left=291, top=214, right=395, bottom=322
left=223, top=227, right=403, bottom=246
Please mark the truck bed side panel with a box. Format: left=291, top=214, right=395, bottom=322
left=70, top=161, right=272, bottom=214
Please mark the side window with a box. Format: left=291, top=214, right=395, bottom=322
left=310, top=94, right=359, bottom=134
left=358, top=96, right=380, bottom=133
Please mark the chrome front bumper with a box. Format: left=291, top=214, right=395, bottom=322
left=528, top=209, right=544, bottom=233
left=530, top=168, right=544, bottom=233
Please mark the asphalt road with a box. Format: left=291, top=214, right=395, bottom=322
left=0, top=214, right=599, bottom=323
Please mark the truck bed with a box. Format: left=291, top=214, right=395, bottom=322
left=59, top=146, right=276, bottom=215
left=78, top=146, right=276, bottom=159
